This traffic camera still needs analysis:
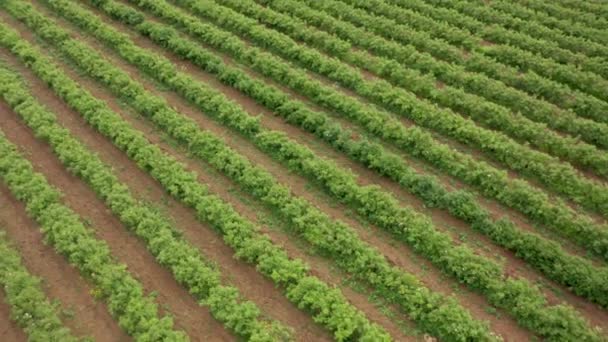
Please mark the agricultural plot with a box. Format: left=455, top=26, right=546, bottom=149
left=0, top=0, right=607, bottom=341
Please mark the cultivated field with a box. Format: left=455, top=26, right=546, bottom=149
left=0, top=0, right=607, bottom=341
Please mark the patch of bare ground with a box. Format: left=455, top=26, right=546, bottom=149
left=41, top=7, right=538, bottom=340
left=0, top=287, right=27, bottom=342
left=0, top=174, right=127, bottom=340
left=480, top=39, right=496, bottom=47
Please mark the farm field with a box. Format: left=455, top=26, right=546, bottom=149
left=0, top=0, right=607, bottom=341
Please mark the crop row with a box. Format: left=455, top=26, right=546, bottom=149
left=340, top=0, right=608, bottom=103
left=0, top=230, right=78, bottom=342
left=260, top=0, right=608, bottom=154
left=40, top=0, right=604, bottom=339
left=459, top=0, right=608, bottom=56
left=134, top=0, right=608, bottom=262
left=399, top=0, right=608, bottom=67
left=231, top=0, right=608, bottom=174
left=0, top=105, right=187, bottom=341
left=0, top=13, right=393, bottom=342
left=24, top=0, right=499, bottom=339
left=511, top=0, right=608, bottom=30
left=467, top=0, right=608, bottom=46
left=304, top=0, right=608, bottom=126
left=550, top=0, right=608, bottom=18
left=169, top=0, right=608, bottom=220
left=110, top=0, right=608, bottom=309
left=0, top=59, right=292, bottom=341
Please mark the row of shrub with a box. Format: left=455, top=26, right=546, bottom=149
left=484, top=0, right=608, bottom=45
left=168, top=0, right=608, bottom=218
left=31, top=0, right=501, bottom=340
left=438, top=0, right=608, bottom=58
left=117, top=0, right=608, bottom=310
left=0, top=60, right=291, bottom=341
left=504, top=0, right=608, bottom=31
left=0, top=6, right=393, bottom=341
left=344, top=0, right=608, bottom=102
left=229, top=0, right=608, bottom=175
left=254, top=0, right=608, bottom=158
left=295, top=0, right=608, bottom=126
left=0, top=94, right=186, bottom=341
left=43, top=0, right=604, bottom=339
left=0, top=231, right=78, bottom=341
left=388, top=0, right=608, bottom=73
left=161, top=0, right=608, bottom=259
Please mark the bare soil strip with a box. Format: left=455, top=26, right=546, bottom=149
left=0, top=287, right=27, bottom=342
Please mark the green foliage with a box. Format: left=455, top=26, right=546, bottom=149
left=347, top=0, right=608, bottom=101
left=252, top=0, right=608, bottom=165
left=0, top=232, right=79, bottom=342
left=166, top=0, right=608, bottom=220
left=4, top=0, right=605, bottom=340
left=0, top=5, right=389, bottom=341
left=151, top=0, right=608, bottom=264
left=301, top=0, right=608, bottom=127
left=0, top=125, right=186, bottom=341
left=0, top=62, right=287, bottom=341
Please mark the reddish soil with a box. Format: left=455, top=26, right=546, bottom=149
left=0, top=290, right=27, bottom=342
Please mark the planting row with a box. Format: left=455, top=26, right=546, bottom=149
left=466, top=0, right=608, bottom=46
left=306, top=0, right=608, bottom=126
left=459, top=0, right=608, bottom=57
left=338, top=0, right=608, bottom=103
left=0, top=114, right=187, bottom=341
left=510, top=0, right=608, bottom=30
left=128, top=0, right=608, bottom=262
left=166, top=0, right=608, bottom=219
left=0, top=231, right=78, bottom=342
left=19, top=1, right=499, bottom=339
left=105, top=0, right=608, bottom=309
left=35, top=0, right=604, bottom=339
left=230, top=0, right=608, bottom=173
left=397, top=0, right=608, bottom=68
left=0, top=60, right=291, bottom=341
left=0, top=15, right=392, bottom=341
left=259, top=0, right=608, bottom=151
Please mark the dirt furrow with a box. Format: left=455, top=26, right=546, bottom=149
left=0, top=286, right=27, bottom=342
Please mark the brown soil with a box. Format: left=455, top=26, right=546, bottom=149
left=0, top=289, right=27, bottom=342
